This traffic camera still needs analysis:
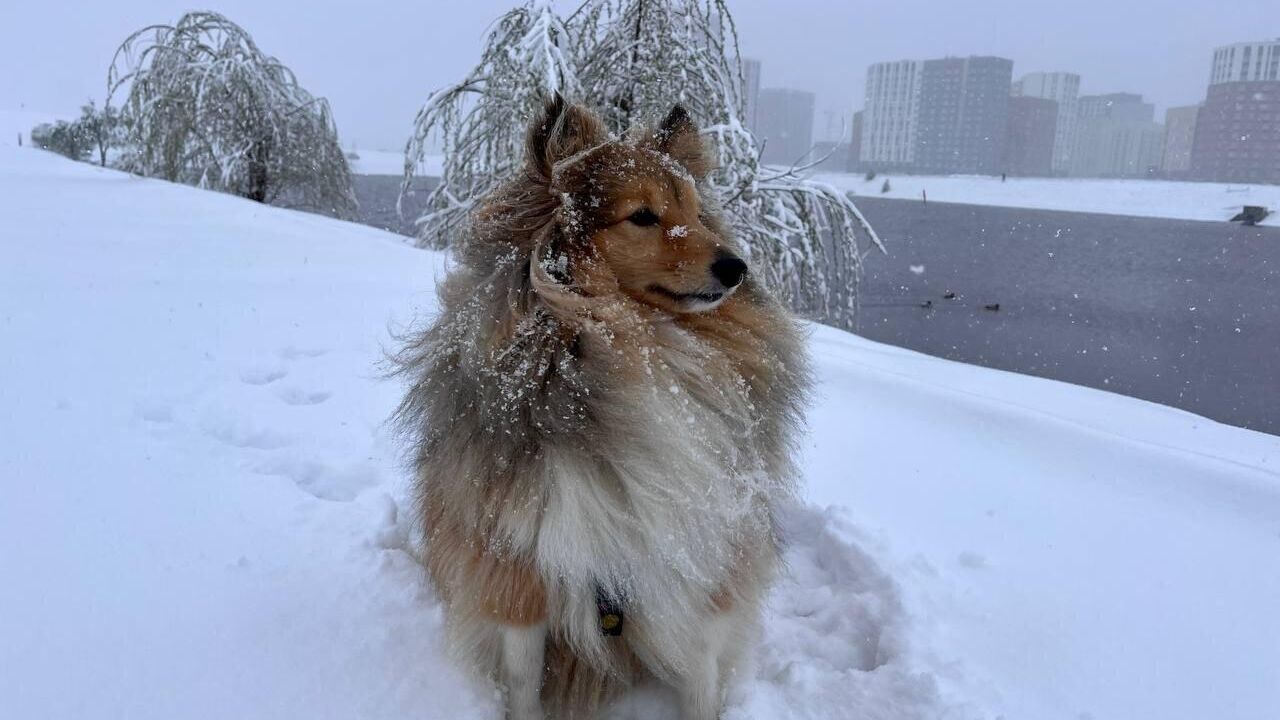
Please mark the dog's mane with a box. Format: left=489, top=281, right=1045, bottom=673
left=392, top=99, right=809, bottom=538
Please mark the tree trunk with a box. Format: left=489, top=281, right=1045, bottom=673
left=617, top=0, right=646, bottom=127
left=246, top=138, right=270, bottom=203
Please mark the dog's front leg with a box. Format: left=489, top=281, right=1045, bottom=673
left=500, top=622, right=547, bottom=720
left=677, top=645, right=723, bottom=720
left=680, top=597, right=763, bottom=720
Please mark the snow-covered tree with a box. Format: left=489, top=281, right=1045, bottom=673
left=402, top=0, right=882, bottom=328
left=107, top=11, right=357, bottom=218
left=31, top=120, right=93, bottom=163
left=78, top=101, right=123, bottom=167
left=401, top=2, right=579, bottom=246
left=31, top=102, right=123, bottom=167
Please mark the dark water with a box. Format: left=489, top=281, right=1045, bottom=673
left=352, top=174, right=436, bottom=238
left=354, top=175, right=1280, bottom=436
left=852, top=196, right=1280, bottom=436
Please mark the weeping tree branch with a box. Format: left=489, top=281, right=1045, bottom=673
left=400, top=0, right=883, bottom=329
left=106, top=11, right=357, bottom=219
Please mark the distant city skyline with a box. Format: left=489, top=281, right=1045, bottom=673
left=2, top=1, right=1274, bottom=150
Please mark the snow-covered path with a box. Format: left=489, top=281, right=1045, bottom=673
left=2, top=146, right=1278, bottom=719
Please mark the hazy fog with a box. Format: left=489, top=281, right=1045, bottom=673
left=3, top=0, right=1270, bottom=149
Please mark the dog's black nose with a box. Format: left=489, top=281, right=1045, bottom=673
left=710, top=255, right=748, bottom=288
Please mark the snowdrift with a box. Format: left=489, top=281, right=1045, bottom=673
left=2, top=146, right=1277, bottom=719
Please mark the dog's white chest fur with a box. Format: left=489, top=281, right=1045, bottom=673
left=523, top=321, right=774, bottom=668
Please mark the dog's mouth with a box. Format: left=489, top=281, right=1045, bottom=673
left=647, top=284, right=731, bottom=310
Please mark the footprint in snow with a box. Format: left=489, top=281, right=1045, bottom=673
left=276, top=386, right=332, bottom=406
left=135, top=401, right=175, bottom=423
left=255, top=456, right=379, bottom=501
left=278, top=346, right=329, bottom=360
left=601, top=505, right=946, bottom=719
left=764, top=505, right=903, bottom=673
left=239, top=366, right=288, bottom=385
left=202, top=418, right=294, bottom=450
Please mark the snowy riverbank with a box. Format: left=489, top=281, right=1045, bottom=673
left=3, top=145, right=1278, bottom=719
left=817, top=169, right=1280, bottom=226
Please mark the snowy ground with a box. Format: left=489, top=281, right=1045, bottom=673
left=816, top=170, right=1280, bottom=226
left=3, top=146, right=1279, bottom=720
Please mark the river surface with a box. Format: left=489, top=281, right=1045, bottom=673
left=852, top=196, right=1280, bottom=436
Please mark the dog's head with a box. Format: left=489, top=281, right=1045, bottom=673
left=525, top=95, right=747, bottom=315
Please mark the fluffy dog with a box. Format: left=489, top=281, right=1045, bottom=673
left=394, top=95, right=808, bottom=719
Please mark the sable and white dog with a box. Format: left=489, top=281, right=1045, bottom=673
left=394, top=96, right=808, bottom=719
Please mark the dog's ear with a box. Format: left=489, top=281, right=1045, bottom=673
left=653, top=105, right=713, bottom=178
left=526, top=93, right=607, bottom=183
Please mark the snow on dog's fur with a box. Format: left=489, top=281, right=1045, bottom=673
left=393, top=96, right=809, bottom=719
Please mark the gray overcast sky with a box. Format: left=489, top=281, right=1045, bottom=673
left=2, top=1, right=1272, bottom=149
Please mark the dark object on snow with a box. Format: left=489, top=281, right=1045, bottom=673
left=984, top=303, right=1001, bottom=312
left=881, top=179, right=891, bottom=194
left=920, top=300, right=933, bottom=309
left=943, top=291, right=957, bottom=300
left=1229, top=206, right=1270, bottom=226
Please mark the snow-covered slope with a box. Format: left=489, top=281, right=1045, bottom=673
left=817, top=170, right=1280, bottom=226
left=2, top=147, right=1278, bottom=720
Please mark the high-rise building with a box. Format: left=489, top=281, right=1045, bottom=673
left=1077, top=93, right=1154, bottom=122
left=1012, top=71, right=1080, bottom=174
left=1071, top=93, right=1163, bottom=177
left=860, top=60, right=920, bottom=170
left=915, top=56, right=1014, bottom=175
left=1003, top=96, right=1057, bottom=176
left=742, top=58, right=762, bottom=135
left=1161, top=105, right=1200, bottom=175
left=849, top=110, right=864, bottom=169
left=1191, top=40, right=1280, bottom=184
left=756, top=88, right=815, bottom=166
left=1208, top=40, right=1280, bottom=84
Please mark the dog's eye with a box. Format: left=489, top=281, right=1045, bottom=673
left=627, top=208, right=660, bottom=227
